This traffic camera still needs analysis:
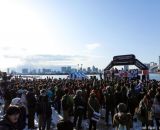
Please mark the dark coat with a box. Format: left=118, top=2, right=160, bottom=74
left=18, top=106, right=26, bottom=130
left=88, top=96, right=100, bottom=119
left=113, top=112, right=133, bottom=130
left=104, top=91, right=115, bottom=110
left=0, top=117, right=18, bottom=130
left=36, top=95, right=52, bottom=119
left=74, top=95, right=85, bottom=111
left=26, top=92, right=36, bottom=109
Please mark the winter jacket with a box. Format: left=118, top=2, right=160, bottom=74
left=113, top=112, right=133, bottom=130
left=74, top=95, right=85, bottom=111
left=26, top=92, right=36, bottom=109
left=88, top=96, right=100, bottom=119
left=104, top=91, right=115, bottom=110
left=36, top=95, right=52, bottom=119
left=18, top=106, right=26, bottom=130
left=152, top=94, right=160, bottom=118
left=137, top=100, right=149, bottom=123
left=0, top=117, right=18, bottom=130
left=62, top=95, right=73, bottom=111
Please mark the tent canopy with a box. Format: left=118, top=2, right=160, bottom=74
left=69, top=72, right=88, bottom=80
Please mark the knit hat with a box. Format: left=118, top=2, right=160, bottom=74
left=11, top=98, right=22, bottom=106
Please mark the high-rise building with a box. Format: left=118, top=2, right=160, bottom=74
left=38, top=69, right=41, bottom=74
left=22, top=68, right=28, bottom=74
left=66, top=66, right=71, bottom=73
left=87, top=67, right=91, bottom=73
left=61, top=67, right=67, bottom=73
left=30, top=69, right=37, bottom=74
left=61, top=66, right=72, bottom=73
left=42, top=69, right=51, bottom=74
left=92, top=66, right=96, bottom=72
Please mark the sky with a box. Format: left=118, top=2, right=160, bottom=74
left=0, top=0, right=160, bottom=71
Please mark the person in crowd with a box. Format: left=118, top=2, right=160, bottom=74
left=26, top=87, right=37, bottom=130
left=152, top=87, right=160, bottom=130
left=104, top=86, right=115, bottom=126
left=54, top=86, right=64, bottom=114
left=37, top=89, right=52, bottom=130
left=3, top=88, right=12, bottom=113
left=114, top=85, right=123, bottom=110
left=137, top=94, right=152, bottom=130
left=113, top=103, right=133, bottom=130
left=10, top=97, right=26, bottom=130
left=46, top=87, right=53, bottom=102
left=121, top=86, right=128, bottom=105
left=20, top=90, right=28, bottom=116
left=88, top=90, right=100, bottom=130
left=0, top=105, right=20, bottom=130
left=1, top=72, right=160, bottom=130
left=73, top=89, right=85, bottom=130
left=61, top=88, right=73, bottom=121
left=127, top=84, right=138, bottom=118
left=81, top=88, right=88, bottom=119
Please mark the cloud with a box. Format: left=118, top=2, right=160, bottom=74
left=86, top=43, right=101, bottom=51
left=2, top=54, right=88, bottom=68
left=1, top=53, right=105, bottom=71
left=24, top=54, right=87, bottom=62
left=3, top=55, right=23, bottom=59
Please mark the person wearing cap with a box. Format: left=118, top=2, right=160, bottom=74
left=88, top=90, right=100, bottom=130
left=113, top=103, right=132, bottom=130
left=73, top=89, right=85, bottom=129
left=0, top=105, right=20, bottom=130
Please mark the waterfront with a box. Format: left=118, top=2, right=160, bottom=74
left=17, top=73, right=160, bottom=81
left=149, top=73, right=160, bottom=80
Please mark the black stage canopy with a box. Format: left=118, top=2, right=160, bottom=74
left=104, top=54, right=148, bottom=71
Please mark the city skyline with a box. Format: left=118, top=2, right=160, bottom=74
left=10, top=65, right=101, bottom=74
left=7, top=58, right=160, bottom=74
left=0, top=0, right=160, bottom=71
